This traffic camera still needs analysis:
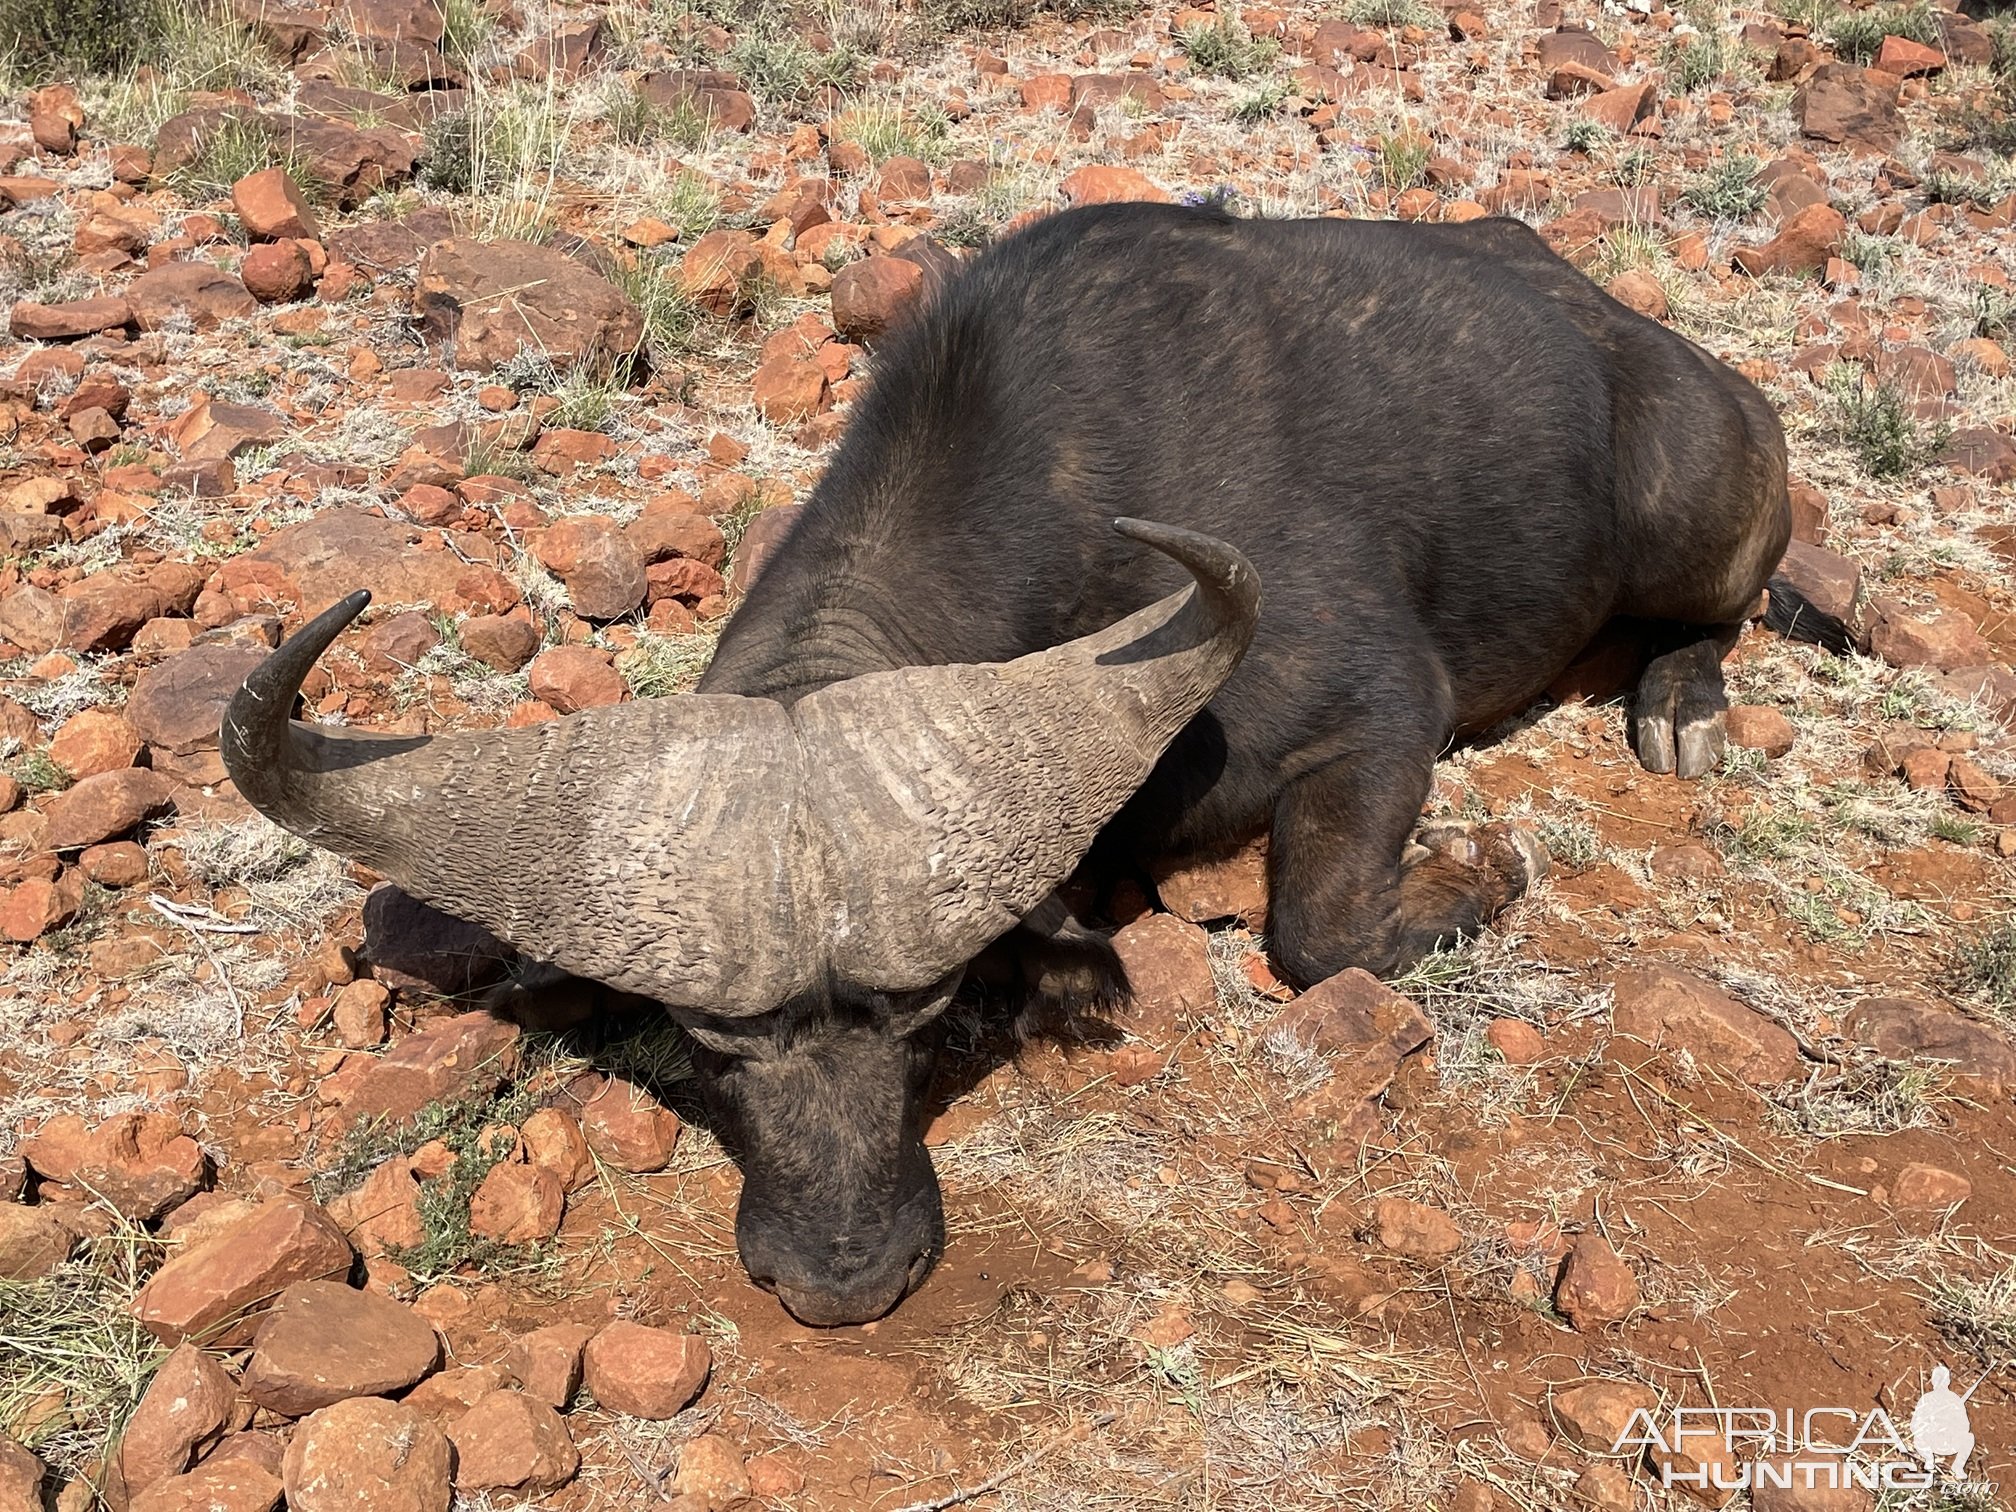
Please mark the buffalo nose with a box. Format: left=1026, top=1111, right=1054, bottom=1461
left=763, top=1247, right=933, bottom=1327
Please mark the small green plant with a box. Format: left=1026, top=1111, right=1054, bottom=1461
left=1666, top=29, right=1745, bottom=92
left=434, top=0, right=494, bottom=65
left=606, top=88, right=715, bottom=150
left=168, top=113, right=281, bottom=201
left=831, top=100, right=937, bottom=162
left=419, top=109, right=474, bottom=193
left=1, top=0, right=167, bottom=71
left=1347, top=0, right=1432, bottom=26
left=1838, top=227, right=1894, bottom=270
left=1562, top=119, right=1607, bottom=154
left=6, top=749, right=70, bottom=794
left=1176, top=16, right=1280, bottom=79
left=1922, top=165, right=1995, bottom=207
left=1974, top=285, right=2015, bottom=340
left=1828, top=0, right=1939, bottom=63
left=1536, top=815, right=1602, bottom=871
left=1231, top=80, right=1290, bottom=123
left=608, top=253, right=701, bottom=368
left=1683, top=154, right=1766, bottom=219
left=1773, top=0, right=1838, bottom=31
left=1952, top=917, right=2016, bottom=1014
left=1826, top=365, right=1950, bottom=480
left=1376, top=131, right=1432, bottom=193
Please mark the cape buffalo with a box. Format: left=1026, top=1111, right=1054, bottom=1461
left=225, top=203, right=1790, bottom=1327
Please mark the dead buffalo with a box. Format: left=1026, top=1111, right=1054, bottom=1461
left=224, top=203, right=1790, bottom=1327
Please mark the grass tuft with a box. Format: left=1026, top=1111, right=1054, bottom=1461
left=1683, top=154, right=1766, bottom=219
left=1826, top=365, right=1951, bottom=481
left=0, top=1228, right=165, bottom=1476
left=1176, top=16, right=1280, bottom=79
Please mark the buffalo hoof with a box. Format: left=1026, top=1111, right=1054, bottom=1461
left=1405, top=821, right=1550, bottom=896
left=1634, top=637, right=1731, bottom=780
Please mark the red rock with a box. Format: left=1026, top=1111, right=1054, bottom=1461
left=358, top=611, right=439, bottom=674
left=48, top=709, right=141, bottom=779
left=519, top=1108, right=594, bottom=1193
left=282, top=1397, right=452, bottom=1512
left=41, top=768, right=173, bottom=850
left=1726, top=704, right=1795, bottom=757
left=331, top=979, right=390, bottom=1048
left=448, top=1390, right=578, bottom=1490
left=528, top=645, right=625, bottom=713
left=673, top=1435, right=750, bottom=1504
left=1552, top=1379, right=1659, bottom=1452
left=728, top=504, right=801, bottom=596
left=636, top=68, right=756, bottom=132
left=218, top=510, right=518, bottom=622
left=646, top=557, right=726, bottom=605
left=752, top=355, right=829, bottom=423
left=79, top=840, right=149, bottom=888
left=1794, top=63, right=1901, bottom=151
left=468, top=1161, right=564, bottom=1244
left=339, top=1011, right=522, bottom=1126
left=579, top=1075, right=680, bottom=1172
left=20, top=1111, right=207, bottom=1221
left=1874, top=34, right=1943, bottom=76
left=10, top=294, right=133, bottom=340
left=628, top=511, right=726, bottom=569
left=0, top=1201, right=74, bottom=1279
left=416, top=239, right=643, bottom=373
left=1109, top=913, right=1215, bottom=1039
left=1875, top=344, right=1957, bottom=399
left=1605, top=268, right=1667, bottom=320
left=831, top=255, right=926, bottom=344
left=1150, top=836, right=1267, bottom=925
left=535, top=516, right=647, bottom=621
left=134, top=1198, right=354, bottom=1345
left=241, top=241, right=315, bottom=303
left=502, top=1321, right=594, bottom=1409
left=1892, top=1161, right=1970, bottom=1208
left=402, top=1365, right=510, bottom=1421
left=325, top=1156, right=424, bottom=1257
left=130, top=1459, right=284, bottom=1512
left=679, top=228, right=764, bottom=317
left=1370, top=1196, right=1461, bottom=1260
left=1867, top=600, right=1992, bottom=672
left=1611, top=966, right=1801, bottom=1083
left=125, top=646, right=269, bottom=755
left=581, top=1320, right=709, bottom=1419
left=1554, top=1234, right=1639, bottom=1329
left=459, top=614, right=539, bottom=672
left=126, top=262, right=258, bottom=330
left=115, top=1342, right=237, bottom=1496
left=1583, top=82, right=1654, bottom=132
left=1774, top=540, right=1860, bottom=635
left=1263, top=968, right=1432, bottom=1059
left=1486, top=1018, right=1546, bottom=1063
left=243, top=1280, right=441, bottom=1415
left=1750, top=1460, right=1873, bottom=1511
left=530, top=428, right=618, bottom=473
left=0, top=875, right=80, bottom=942
left=1732, top=203, right=1845, bottom=275
left=1059, top=164, right=1173, bottom=206
left=233, top=167, right=322, bottom=242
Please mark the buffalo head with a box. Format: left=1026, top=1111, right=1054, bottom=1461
left=222, top=518, right=1259, bottom=1324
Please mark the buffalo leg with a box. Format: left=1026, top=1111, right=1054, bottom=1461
left=1632, top=624, right=1739, bottom=779
left=1266, top=743, right=1546, bottom=985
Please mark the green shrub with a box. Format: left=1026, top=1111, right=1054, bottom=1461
left=1827, top=365, right=1950, bottom=480
left=1683, top=154, right=1765, bottom=219
left=0, top=0, right=167, bottom=72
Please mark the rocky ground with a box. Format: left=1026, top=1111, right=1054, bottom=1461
left=0, top=0, right=2014, bottom=1507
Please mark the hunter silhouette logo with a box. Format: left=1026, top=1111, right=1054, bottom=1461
left=1611, top=1357, right=2004, bottom=1495
left=1911, top=1363, right=1982, bottom=1479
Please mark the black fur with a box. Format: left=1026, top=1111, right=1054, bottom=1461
left=692, top=204, right=1791, bottom=1320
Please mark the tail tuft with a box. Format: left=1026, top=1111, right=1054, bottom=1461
left=1765, top=574, right=1855, bottom=654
